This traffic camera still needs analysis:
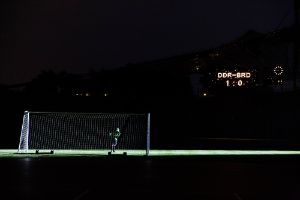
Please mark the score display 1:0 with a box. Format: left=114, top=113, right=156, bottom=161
left=216, top=72, right=252, bottom=87
left=226, top=79, right=243, bottom=87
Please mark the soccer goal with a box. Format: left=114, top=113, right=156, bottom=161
left=18, top=111, right=151, bottom=156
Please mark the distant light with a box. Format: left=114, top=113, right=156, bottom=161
left=104, top=93, right=108, bottom=97
left=203, top=92, right=207, bottom=96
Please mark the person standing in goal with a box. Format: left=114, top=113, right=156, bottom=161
left=109, top=128, right=122, bottom=152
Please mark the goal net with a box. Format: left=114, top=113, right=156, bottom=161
left=18, top=111, right=150, bottom=155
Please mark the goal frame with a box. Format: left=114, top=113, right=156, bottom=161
left=18, top=111, right=151, bottom=156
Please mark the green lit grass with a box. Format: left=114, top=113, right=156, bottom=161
left=150, top=150, right=300, bottom=156
left=1, top=149, right=300, bottom=157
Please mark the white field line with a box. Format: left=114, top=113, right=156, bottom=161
left=1, top=149, right=300, bottom=157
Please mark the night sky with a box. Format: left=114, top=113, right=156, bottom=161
left=0, top=0, right=294, bottom=85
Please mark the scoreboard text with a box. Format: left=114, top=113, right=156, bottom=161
left=216, top=72, right=253, bottom=87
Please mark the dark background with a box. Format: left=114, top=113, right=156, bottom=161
left=0, top=0, right=293, bottom=85
left=2, top=93, right=300, bottom=150
left=1, top=0, right=300, bottom=150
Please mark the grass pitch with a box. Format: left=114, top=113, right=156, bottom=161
left=1, top=149, right=300, bottom=158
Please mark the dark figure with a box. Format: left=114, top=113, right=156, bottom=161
left=109, top=128, right=121, bottom=152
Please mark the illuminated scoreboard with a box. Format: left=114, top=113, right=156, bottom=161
left=215, top=69, right=256, bottom=88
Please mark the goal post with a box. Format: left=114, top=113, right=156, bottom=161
left=18, top=111, right=151, bottom=156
